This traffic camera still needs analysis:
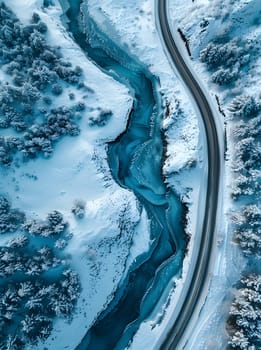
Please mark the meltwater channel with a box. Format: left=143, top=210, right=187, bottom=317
left=62, top=1, right=186, bottom=348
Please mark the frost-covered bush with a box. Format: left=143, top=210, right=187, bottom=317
left=74, top=101, right=86, bottom=112
left=69, top=92, right=75, bottom=100
left=89, top=109, right=113, bottom=127
left=54, top=238, right=67, bottom=249
left=71, top=199, right=86, bottom=219
left=51, top=83, right=63, bottom=95
left=227, top=274, right=261, bottom=349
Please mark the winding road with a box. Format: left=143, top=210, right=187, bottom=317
left=157, top=0, right=222, bottom=349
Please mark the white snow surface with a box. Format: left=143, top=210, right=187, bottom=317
left=167, top=0, right=260, bottom=348
left=86, top=0, right=209, bottom=349
left=1, top=1, right=153, bottom=349
left=1, top=0, right=218, bottom=348
left=86, top=0, right=206, bottom=235
left=86, top=0, right=260, bottom=348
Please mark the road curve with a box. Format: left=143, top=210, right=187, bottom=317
left=157, top=1, right=221, bottom=349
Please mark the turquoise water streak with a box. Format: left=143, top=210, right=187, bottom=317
left=62, top=1, right=186, bottom=348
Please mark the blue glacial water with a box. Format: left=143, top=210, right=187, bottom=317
left=62, top=1, right=186, bottom=348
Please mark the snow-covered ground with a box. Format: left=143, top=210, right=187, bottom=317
left=167, top=0, right=260, bottom=348
left=86, top=0, right=211, bottom=348
left=2, top=0, right=243, bottom=348
left=1, top=1, right=153, bottom=349
left=84, top=0, right=260, bottom=348
left=86, top=0, right=207, bottom=250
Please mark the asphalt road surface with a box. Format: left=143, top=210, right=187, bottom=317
left=157, top=1, right=221, bottom=349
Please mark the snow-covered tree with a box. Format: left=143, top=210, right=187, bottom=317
left=21, top=314, right=38, bottom=342
left=25, top=296, right=43, bottom=311
left=1, top=335, right=24, bottom=350
left=234, top=137, right=260, bottom=171
left=25, top=260, right=42, bottom=276
left=7, top=234, right=28, bottom=248
left=0, top=196, right=10, bottom=214
left=36, top=283, right=58, bottom=298
left=17, top=282, right=33, bottom=298
left=229, top=330, right=251, bottom=349
left=211, top=67, right=238, bottom=85
left=199, top=39, right=246, bottom=69
left=50, top=294, right=72, bottom=317
left=243, top=204, right=261, bottom=225
left=232, top=121, right=249, bottom=140
left=227, top=274, right=261, bottom=349
left=2, top=287, right=20, bottom=308
left=229, top=95, right=261, bottom=119
left=235, top=227, right=261, bottom=256
left=24, top=210, right=67, bottom=238
left=47, top=210, right=67, bottom=235
left=0, top=196, right=25, bottom=233
left=0, top=211, right=80, bottom=349
left=233, top=203, right=261, bottom=257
